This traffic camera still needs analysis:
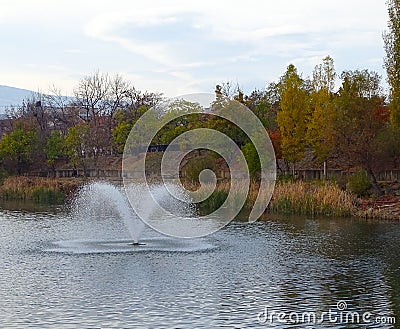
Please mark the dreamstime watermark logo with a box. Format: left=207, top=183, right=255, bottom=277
left=122, top=93, right=276, bottom=238
left=257, top=301, right=396, bottom=326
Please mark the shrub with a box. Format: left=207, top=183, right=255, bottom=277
left=197, top=189, right=228, bottom=214
left=241, top=142, right=260, bottom=178
left=277, top=173, right=294, bottom=183
left=346, top=171, right=372, bottom=197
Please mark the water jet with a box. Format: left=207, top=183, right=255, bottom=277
left=45, top=181, right=215, bottom=254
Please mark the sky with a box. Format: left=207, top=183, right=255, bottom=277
left=0, top=0, right=389, bottom=97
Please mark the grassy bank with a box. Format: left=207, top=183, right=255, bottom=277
left=197, top=180, right=356, bottom=217
left=2, top=176, right=395, bottom=219
left=269, top=181, right=355, bottom=217
left=0, top=176, right=82, bottom=203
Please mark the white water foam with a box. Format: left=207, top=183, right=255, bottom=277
left=72, top=181, right=145, bottom=243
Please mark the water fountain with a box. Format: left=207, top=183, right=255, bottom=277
left=46, top=181, right=214, bottom=254
left=73, top=181, right=146, bottom=244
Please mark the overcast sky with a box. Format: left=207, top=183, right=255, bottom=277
left=0, top=0, right=389, bottom=96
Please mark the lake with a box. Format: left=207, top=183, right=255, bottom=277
left=0, top=201, right=399, bottom=328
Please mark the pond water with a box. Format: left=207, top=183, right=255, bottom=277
left=0, top=201, right=399, bottom=328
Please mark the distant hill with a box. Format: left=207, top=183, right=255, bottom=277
left=0, top=85, right=36, bottom=112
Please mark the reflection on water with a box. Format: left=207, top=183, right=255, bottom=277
left=0, top=202, right=399, bottom=328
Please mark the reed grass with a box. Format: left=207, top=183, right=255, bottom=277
left=194, top=180, right=356, bottom=217
left=0, top=176, right=81, bottom=203
left=197, top=189, right=228, bottom=213
left=269, top=181, right=355, bottom=216
left=1, top=175, right=356, bottom=215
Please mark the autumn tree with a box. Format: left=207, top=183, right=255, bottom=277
left=332, top=70, right=386, bottom=194
left=74, top=72, right=114, bottom=156
left=384, top=0, right=400, bottom=128
left=74, top=71, right=110, bottom=122
left=306, top=56, right=336, bottom=177
left=277, top=64, right=310, bottom=173
left=75, top=72, right=163, bottom=156
left=6, top=93, right=52, bottom=149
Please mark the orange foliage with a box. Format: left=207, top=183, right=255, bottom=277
left=374, top=105, right=390, bottom=122
left=269, top=130, right=282, bottom=159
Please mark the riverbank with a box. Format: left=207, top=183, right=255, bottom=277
left=270, top=181, right=400, bottom=220
left=199, top=180, right=400, bottom=220
left=0, top=176, right=399, bottom=220
left=356, top=194, right=400, bottom=220
left=0, top=176, right=82, bottom=203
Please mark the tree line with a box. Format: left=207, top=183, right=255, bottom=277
left=0, top=72, right=162, bottom=175
left=0, top=0, right=399, bottom=185
left=0, top=59, right=397, bottom=181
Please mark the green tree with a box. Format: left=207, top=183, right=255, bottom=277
left=384, top=0, right=400, bottom=128
left=112, top=122, right=133, bottom=153
left=373, top=125, right=400, bottom=162
left=0, top=126, right=38, bottom=174
left=65, top=123, right=91, bottom=174
left=153, top=99, right=204, bottom=145
left=45, top=130, right=66, bottom=176
left=244, top=83, right=280, bottom=131
left=112, top=105, right=149, bottom=153
left=241, top=142, right=260, bottom=178
left=211, top=86, right=250, bottom=146
left=277, top=64, right=310, bottom=172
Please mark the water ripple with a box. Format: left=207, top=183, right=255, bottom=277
left=0, top=210, right=398, bottom=328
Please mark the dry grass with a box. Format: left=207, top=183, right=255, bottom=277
left=0, top=175, right=356, bottom=215
left=269, top=181, right=356, bottom=216
left=194, top=180, right=356, bottom=217
left=0, top=176, right=81, bottom=203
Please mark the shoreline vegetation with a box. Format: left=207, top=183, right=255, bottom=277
left=269, top=181, right=355, bottom=217
left=0, top=176, right=81, bottom=204
left=0, top=176, right=398, bottom=221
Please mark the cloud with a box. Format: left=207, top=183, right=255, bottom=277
left=64, top=49, right=81, bottom=54
left=84, top=8, right=185, bottom=66
left=0, top=0, right=389, bottom=96
left=83, top=1, right=387, bottom=68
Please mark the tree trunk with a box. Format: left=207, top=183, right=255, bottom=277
left=366, top=167, right=382, bottom=196
left=80, top=158, right=88, bottom=178
left=17, top=156, right=22, bottom=175
left=51, top=164, right=56, bottom=178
